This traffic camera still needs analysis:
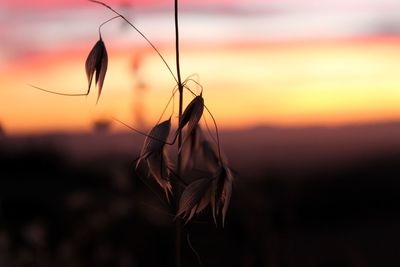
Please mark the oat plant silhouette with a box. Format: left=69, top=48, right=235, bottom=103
left=33, top=1, right=234, bottom=266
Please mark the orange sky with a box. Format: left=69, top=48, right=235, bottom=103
left=2, top=36, right=400, bottom=134
left=2, top=0, right=400, bottom=134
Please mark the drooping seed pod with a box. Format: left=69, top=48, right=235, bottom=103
left=177, top=178, right=213, bottom=223
left=179, top=95, right=204, bottom=141
left=147, top=150, right=173, bottom=201
left=181, top=125, right=202, bottom=172
left=200, top=139, right=220, bottom=171
left=211, top=164, right=234, bottom=227
left=85, top=37, right=108, bottom=102
left=136, top=118, right=171, bottom=169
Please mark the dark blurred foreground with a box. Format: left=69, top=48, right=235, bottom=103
left=1, top=123, right=400, bottom=267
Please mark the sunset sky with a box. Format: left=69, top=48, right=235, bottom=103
left=1, top=0, right=400, bottom=134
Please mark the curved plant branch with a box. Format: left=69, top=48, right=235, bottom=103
left=89, top=0, right=178, bottom=84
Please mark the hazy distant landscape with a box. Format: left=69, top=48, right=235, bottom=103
left=3, top=121, right=400, bottom=175
left=1, top=122, right=399, bottom=266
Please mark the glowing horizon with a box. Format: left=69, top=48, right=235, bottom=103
left=2, top=36, right=400, bottom=134
left=2, top=0, right=400, bottom=134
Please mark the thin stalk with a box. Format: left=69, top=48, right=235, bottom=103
left=29, top=85, right=88, bottom=97
left=113, top=117, right=180, bottom=146
left=175, top=0, right=183, bottom=266
left=89, top=0, right=178, bottom=84
left=98, top=15, right=121, bottom=38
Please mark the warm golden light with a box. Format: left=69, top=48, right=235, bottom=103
left=2, top=37, right=400, bottom=134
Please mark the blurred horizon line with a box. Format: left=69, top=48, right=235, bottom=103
left=3, top=117, right=400, bottom=137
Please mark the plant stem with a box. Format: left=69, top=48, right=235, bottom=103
left=175, top=0, right=183, bottom=266
left=89, top=0, right=178, bottom=84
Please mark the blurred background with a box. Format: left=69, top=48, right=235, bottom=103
left=1, top=0, right=400, bottom=266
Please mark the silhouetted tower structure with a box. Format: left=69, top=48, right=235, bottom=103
left=131, top=52, right=148, bottom=130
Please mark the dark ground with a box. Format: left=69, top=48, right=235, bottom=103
left=0, top=122, right=400, bottom=267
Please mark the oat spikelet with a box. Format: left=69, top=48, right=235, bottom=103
left=85, top=37, right=108, bottom=102
left=179, top=95, right=204, bottom=142
left=181, top=125, right=202, bottom=172
left=200, top=139, right=220, bottom=171
left=147, top=150, right=173, bottom=201
left=211, top=165, right=234, bottom=227
left=177, top=178, right=212, bottom=223
left=136, top=118, right=171, bottom=169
